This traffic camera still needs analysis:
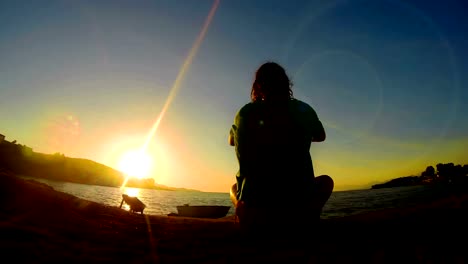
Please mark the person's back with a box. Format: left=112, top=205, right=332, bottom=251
left=233, top=99, right=320, bottom=206
left=229, top=62, right=333, bottom=236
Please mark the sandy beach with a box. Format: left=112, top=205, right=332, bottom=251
left=1, top=172, right=467, bottom=264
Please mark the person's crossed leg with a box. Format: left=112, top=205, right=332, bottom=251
left=230, top=174, right=334, bottom=231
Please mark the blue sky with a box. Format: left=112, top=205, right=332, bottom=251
left=0, top=0, right=467, bottom=191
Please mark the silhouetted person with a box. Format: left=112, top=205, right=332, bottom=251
left=120, top=194, right=146, bottom=214
left=228, top=62, right=334, bottom=238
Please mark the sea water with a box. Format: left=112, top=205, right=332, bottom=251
left=25, top=177, right=438, bottom=219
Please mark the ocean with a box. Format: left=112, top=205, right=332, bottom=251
left=25, top=177, right=440, bottom=219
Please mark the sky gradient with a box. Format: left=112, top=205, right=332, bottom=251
left=1, top=0, right=467, bottom=192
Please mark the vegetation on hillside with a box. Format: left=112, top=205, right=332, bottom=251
left=372, top=163, right=468, bottom=189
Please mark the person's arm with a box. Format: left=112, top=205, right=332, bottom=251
left=305, top=104, right=326, bottom=142
left=312, top=120, right=326, bottom=142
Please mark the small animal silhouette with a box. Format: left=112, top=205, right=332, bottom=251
left=120, top=194, right=146, bottom=214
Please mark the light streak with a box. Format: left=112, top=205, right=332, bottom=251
left=120, top=0, right=220, bottom=188
left=142, top=0, right=220, bottom=152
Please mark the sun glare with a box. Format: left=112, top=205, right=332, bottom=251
left=118, top=150, right=152, bottom=179
left=123, top=187, right=140, bottom=197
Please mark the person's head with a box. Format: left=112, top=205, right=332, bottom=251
left=251, top=62, right=293, bottom=102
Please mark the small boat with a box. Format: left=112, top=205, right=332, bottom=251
left=173, top=204, right=231, bottom=219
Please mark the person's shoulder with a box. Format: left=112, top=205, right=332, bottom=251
left=290, top=99, right=315, bottom=113
left=237, top=102, right=258, bottom=117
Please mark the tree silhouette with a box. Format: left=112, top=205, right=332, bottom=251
left=435, top=163, right=467, bottom=184
left=421, top=166, right=435, bottom=177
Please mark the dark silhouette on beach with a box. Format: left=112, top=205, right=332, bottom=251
left=228, top=62, right=334, bottom=237
left=120, top=194, right=146, bottom=214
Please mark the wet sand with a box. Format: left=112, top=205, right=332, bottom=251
left=1, top=172, right=467, bottom=263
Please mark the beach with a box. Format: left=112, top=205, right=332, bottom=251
left=1, top=172, right=467, bottom=264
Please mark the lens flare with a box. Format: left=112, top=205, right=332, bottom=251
left=120, top=0, right=220, bottom=188
left=141, top=0, right=220, bottom=153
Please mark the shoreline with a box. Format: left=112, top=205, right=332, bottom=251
left=18, top=175, right=446, bottom=220
left=1, top=172, right=467, bottom=263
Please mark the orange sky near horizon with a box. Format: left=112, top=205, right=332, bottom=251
left=2, top=113, right=467, bottom=193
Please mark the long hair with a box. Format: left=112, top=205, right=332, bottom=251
left=251, top=62, right=293, bottom=102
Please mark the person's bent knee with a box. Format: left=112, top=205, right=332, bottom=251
left=316, top=175, right=334, bottom=190
left=230, top=183, right=238, bottom=207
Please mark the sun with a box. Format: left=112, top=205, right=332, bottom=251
left=118, top=149, right=153, bottom=179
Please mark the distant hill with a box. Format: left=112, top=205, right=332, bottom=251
left=372, top=163, right=468, bottom=190
left=371, top=176, right=421, bottom=189
left=0, top=135, right=199, bottom=192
